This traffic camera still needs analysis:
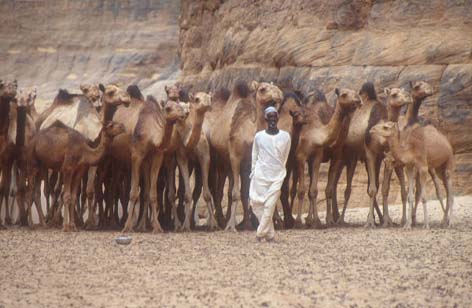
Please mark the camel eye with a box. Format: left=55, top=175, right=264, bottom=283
left=195, top=97, right=200, bottom=103
left=260, top=87, right=266, bottom=93
left=414, top=85, right=420, bottom=91
left=165, top=106, right=172, bottom=112
left=341, top=93, right=347, bottom=98
left=391, top=93, right=397, bottom=98
left=107, top=90, right=116, bottom=96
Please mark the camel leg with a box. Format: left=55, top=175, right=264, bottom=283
left=122, top=153, right=144, bottom=233
left=417, top=168, right=429, bottom=229
left=176, top=151, right=193, bottom=232
left=325, top=158, right=339, bottom=226
left=1, top=163, right=12, bottom=225
left=166, top=158, right=181, bottom=231
left=62, top=171, right=73, bottom=232
left=280, top=165, right=294, bottom=229
left=68, top=170, right=85, bottom=232
left=294, top=157, right=306, bottom=228
left=46, top=171, right=58, bottom=222
left=364, top=149, right=379, bottom=228
left=136, top=161, right=151, bottom=232
left=381, top=158, right=395, bottom=227
left=338, top=158, right=356, bottom=224
left=84, top=166, right=98, bottom=229
left=429, top=168, right=446, bottom=214
left=412, top=174, right=421, bottom=226
left=33, top=177, right=46, bottom=227
left=394, top=166, right=408, bottom=226
left=404, top=166, right=415, bottom=230
left=198, top=153, right=218, bottom=231
left=308, top=154, right=323, bottom=228
left=225, top=155, right=243, bottom=232
left=439, top=167, right=454, bottom=227
left=149, top=153, right=164, bottom=233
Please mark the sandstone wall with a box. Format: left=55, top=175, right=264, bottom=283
left=0, top=0, right=181, bottom=107
left=179, top=0, right=472, bottom=198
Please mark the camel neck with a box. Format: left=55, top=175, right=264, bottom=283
left=158, top=119, right=175, bottom=150
left=103, top=104, right=117, bottom=124
left=256, top=104, right=267, bottom=132
left=385, top=129, right=405, bottom=165
left=182, top=108, right=206, bottom=150
left=85, top=129, right=111, bottom=166
left=387, top=104, right=401, bottom=122
left=406, top=96, right=424, bottom=126
left=0, top=97, right=11, bottom=136
left=324, top=102, right=346, bottom=146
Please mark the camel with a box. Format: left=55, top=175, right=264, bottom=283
left=119, top=91, right=189, bottom=233
left=369, top=121, right=455, bottom=228
left=37, top=84, right=131, bottom=227
left=163, top=91, right=217, bottom=231
left=25, top=119, right=125, bottom=231
left=293, top=88, right=361, bottom=228
left=204, top=81, right=284, bottom=231
left=382, top=81, right=448, bottom=225
left=0, top=79, right=18, bottom=228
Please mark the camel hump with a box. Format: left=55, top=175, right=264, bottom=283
left=304, top=89, right=327, bottom=105
left=232, top=81, right=251, bottom=99
left=360, top=82, right=377, bottom=100
left=365, top=102, right=388, bottom=145
left=230, top=100, right=256, bottom=140
left=283, top=91, right=303, bottom=106
left=146, top=95, right=158, bottom=105
left=127, top=85, right=144, bottom=101
left=213, top=87, right=231, bottom=103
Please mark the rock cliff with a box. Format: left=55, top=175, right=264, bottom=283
left=179, top=0, right=472, bottom=197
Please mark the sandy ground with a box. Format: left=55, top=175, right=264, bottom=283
left=1, top=196, right=471, bottom=308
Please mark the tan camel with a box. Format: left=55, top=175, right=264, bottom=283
left=26, top=119, right=125, bottom=231
left=80, top=84, right=102, bottom=110
left=119, top=93, right=188, bottom=233
left=0, top=79, right=18, bottom=228
left=205, top=81, right=284, bottom=231
left=370, top=121, right=455, bottom=228
left=164, top=91, right=217, bottom=231
left=294, top=88, right=361, bottom=228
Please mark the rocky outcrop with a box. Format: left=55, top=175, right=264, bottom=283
left=0, top=0, right=181, bottom=107
left=179, top=0, right=472, bottom=197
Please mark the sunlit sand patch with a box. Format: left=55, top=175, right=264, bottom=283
left=66, top=74, right=78, bottom=80
left=7, top=49, right=21, bottom=54
left=117, top=72, right=137, bottom=77
left=115, top=48, right=140, bottom=53
left=37, top=47, right=57, bottom=53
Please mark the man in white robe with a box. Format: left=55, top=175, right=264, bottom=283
left=250, top=106, right=291, bottom=241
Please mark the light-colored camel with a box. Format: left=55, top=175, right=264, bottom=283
left=370, top=121, right=455, bottom=228
left=26, top=119, right=125, bottom=231
left=206, top=81, right=284, bottom=231
left=119, top=93, right=189, bottom=233
left=294, top=88, right=361, bottom=228
left=164, top=91, right=217, bottom=231
left=0, top=79, right=18, bottom=228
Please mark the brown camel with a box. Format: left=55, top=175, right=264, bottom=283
left=205, top=81, right=284, bottom=231
left=294, top=88, right=361, bottom=228
left=370, top=121, right=455, bottom=228
left=119, top=90, right=189, bottom=233
left=37, top=85, right=131, bottom=227
left=329, top=82, right=399, bottom=227
left=164, top=91, right=217, bottom=231
left=0, top=79, right=18, bottom=228
left=26, top=118, right=125, bottom=231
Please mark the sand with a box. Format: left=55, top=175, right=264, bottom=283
left=1, top=196, right=471, bottom=308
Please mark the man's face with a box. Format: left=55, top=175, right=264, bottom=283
left=266, top=112, right=279, bottom=130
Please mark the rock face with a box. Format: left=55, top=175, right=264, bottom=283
left=0, top=0, right=181, bottom=106
left=179, top=0, right=472, bottom=198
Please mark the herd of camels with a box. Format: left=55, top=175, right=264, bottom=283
left=0, top=77, right=455, bottom=233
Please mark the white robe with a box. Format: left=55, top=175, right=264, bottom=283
left=250, top=130, right=291, bottom=203
left=249, top=129, right=291, bottom=239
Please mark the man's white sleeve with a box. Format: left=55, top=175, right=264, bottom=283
left=250, top=135, right=259, bottom=179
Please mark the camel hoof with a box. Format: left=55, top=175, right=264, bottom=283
left=121, top=226, right=134, bottom=233
left=224, top=224, right=237, bottom=232
left=304, top=216, right=314, bottom=227
left=294, top=219, right=304, bottom=229
left=0, top=224, right=6, bottom=230
left=313, top=219, right=323, bottom=229
left=423, top=224, right=430, bottom=230
left=5, top=217, right=12, bottom=225
left=364, top=221, right=376, bottom=229
left=151, top=226, right=163, bottom=234
left=403, top=224, right=412, bottom=230
left=325, top=217, right=335, bottom=227
left=84, top=221, right=97, bottom=231
left=63, top=224, right=72, bottom=232
left=382, top=218, right=395, bottom=228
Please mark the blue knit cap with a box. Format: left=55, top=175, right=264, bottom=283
left=264, top=106, right=278, bottom=119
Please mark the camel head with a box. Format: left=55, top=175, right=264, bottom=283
left=99, top=84, right=131, bottom=107
left=189, top=92, right=212, bottom=114
left=384, top=87, right=412, bottom=108
left=409, top=81, right=433, bottom=100
left=80, top=84, right=102, bottom=108
left=335, top=88, right=362, bottom=114
left=282, top=92, right=306, bottom=126
left=250, top=81, right=284, bottom=111
left=163, top=100, right=188, bottom=122
left=369, top=121, right=397, bottom=138
left=358, top=81, right=377, bottom=103
left=165, top=84, right=181, bottom=102
left=16, top=88, right=37, bottom=109
left=0, top=79, right=18, bottom=99
left=103, top=121, right=126, bottom=138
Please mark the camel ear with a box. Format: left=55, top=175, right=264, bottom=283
left=250, top=81, right=259, bottom=92
left=208, top=91, right=213, bottom=97
left=385, top=122, right=396, bottom=129
left=13, top=80, right=18, bottom=87
left=165, top=85, right=169, bottom=94
left=384, top=88, right=391, bottom=96
left=99, top=83, right=105, bottom=93
left=80, top=84, right=88, bottom=93
left=409, top=81, right=414, bottom=89
left=334, top=88, right=340, bottom=96
left=188, top=92, right=194, bottom=102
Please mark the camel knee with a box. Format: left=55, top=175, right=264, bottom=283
left=367, top=184, right=377, bottom=198
left=308, top=189, right=318, bottom=201
left=325, top=186, right=334, bottom=199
